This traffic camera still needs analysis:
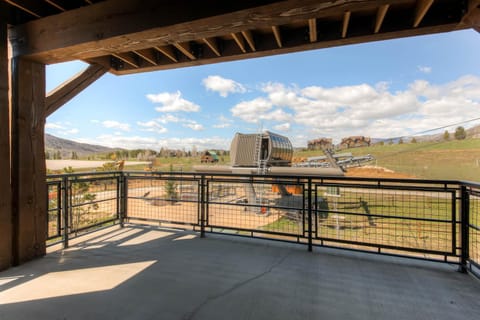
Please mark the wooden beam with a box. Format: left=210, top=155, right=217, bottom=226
left=202, top=37, right=221, bottom=56
left=173, top=42, right=196, bottom=60
left=11, top=58, right=47, bottom=266
left=154, top=46, right=178, bottom=62
left=272, top=25, right=282, bottom=48
left=342, top=11, right=351, bottom=38
left=413, top=0, right=434, bottom=27
left=0, top=21, right=12, bottom=271
left=10, top=0, right=403, bottom=64
left=133, top=48, right=158, bottom=65
left=111, top=52, right=139, bottom=68
left=242, top=30, right=256, bottom=51
left=308, top=18, right=317, bottom=42
left=375, top=5, right=389, bottom=33
left=231, top=32, right=246, bottom=53
left=462, top=0, right=480, bottom=33
left=45, top=63, right=107, bottom=117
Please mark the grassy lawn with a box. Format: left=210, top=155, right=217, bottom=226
left=295, top=139, right=480, bottom=181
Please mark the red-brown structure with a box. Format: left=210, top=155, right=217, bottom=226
left=307, top=138, right=333, bottom=150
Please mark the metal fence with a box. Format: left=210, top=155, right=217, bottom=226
left=46, top=171, right=480, bottom=275
left=46, top=172, right=123, bottom=245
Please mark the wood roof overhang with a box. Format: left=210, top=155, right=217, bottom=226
left=3, top=0, right=480, bottom=76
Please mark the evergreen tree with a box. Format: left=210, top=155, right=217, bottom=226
left=443, top=130, right=450, bottom=141
left=454, top=126, right=466, bottom=140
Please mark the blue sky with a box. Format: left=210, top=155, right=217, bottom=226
left=46, top=29, right=480, bottom=151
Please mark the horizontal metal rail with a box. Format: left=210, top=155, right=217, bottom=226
left=45, top=171, right=480, bottom=277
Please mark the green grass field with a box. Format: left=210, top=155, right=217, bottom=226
left=296, top=139, right=480, bottom=181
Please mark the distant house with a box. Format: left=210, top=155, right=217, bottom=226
left=307, top=138, right=333, bottom=150
left=339, top=136, right=371, bottom=149
left=201, top=151, right=219, bottom=163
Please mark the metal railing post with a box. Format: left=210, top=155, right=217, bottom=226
left=61, top=176, right=69, bottom=248
left=119, top=173, right=126, bottom=228
left=200, top=175, right=206, bottom=238
left=460, top=185, right=470, bottom=273
left=307, top=178, right=313, bottom=252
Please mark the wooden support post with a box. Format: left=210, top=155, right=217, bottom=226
left=0, top=21, right=12, bottom=271
left=11, top=57, right=47, bottom=266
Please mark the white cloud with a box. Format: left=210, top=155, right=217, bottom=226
left=202, top=75, right=246, bottom=97
left=273, top=123, right=291, bottom=132
left=101, top=120, right=131, bottom=131
left=183, top=121, right=205, bottom=131
left=213, top=115, right=233, bottom=128
left=76, top=135, right=230, bottom=151
left=231, top=98, right=273, bottom=123
left=147, top=91, right=200, bottom=112
left=46, top=122, right=65, bottom=130
left=137, top=121, right=168, bottom=134
left=418, top=65, right=432, bottom=74
left=229, top=75, right=480, bottom=143
left=156, top=114, right=180, bottom=124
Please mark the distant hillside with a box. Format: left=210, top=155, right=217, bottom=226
left=45, top=134, right=119, bottom=158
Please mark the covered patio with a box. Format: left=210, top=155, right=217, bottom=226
left=1, top=1, right=480, bottom=318
left=2, top=224, right=480, bottom=320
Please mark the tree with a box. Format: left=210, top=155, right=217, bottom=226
left=63, top=167, right=99, bottom=233
left=454, top=126, right=466, bottom=140
left=410, top=137, right=417, bottom=143
left=164, top=164, right=178, bottom=202
left=398, top=138, right=404, bottom=144
left=443, top=130, right=450, bottom=141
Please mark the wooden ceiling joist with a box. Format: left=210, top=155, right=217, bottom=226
left=173, top=42, right=196, bottom=60
left=272, top=26, right=282, bottom=48
left=242, top=30, right=256, bottom=52
left=44, top=0, right=65, bottom=12
left=202, top=37, right=221, bottom=57
left=308, top=18, right=317, bottom=42
left=342, top=11, right=351, bottom=38
left=133, top=48, right=157, bottom=65
left=375, top=4, right=390, bottom=33
left=231, top=33, right=246, bottom=53
left=414, top=0, right=434, bottom=27
left=111, top=52, right=139, bottom=68
left=4, top=0, right=42, bottom=18
left=11, top=0, right=404, bottom=63
left=4, top=0, right=470, bottom=75
left=45, top=64, right=107, bottom=116
left=154, top=46, right=178, bottom=63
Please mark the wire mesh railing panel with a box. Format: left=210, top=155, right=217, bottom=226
left=206, top=178, right=305, bottom=239
left=47, top=181, right=62, bottom=240
left=313, top=183, right=457, bottom=258
left=469, top=188, right=480, bottom=273
left=68, top=177, right=119, bottom=233
left=126, top=176, right=200, bottom=225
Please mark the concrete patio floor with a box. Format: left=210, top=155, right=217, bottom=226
left=1, top=224, right=480, bottom=320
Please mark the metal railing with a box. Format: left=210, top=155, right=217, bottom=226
left=46, top=171, right=480, bottom=276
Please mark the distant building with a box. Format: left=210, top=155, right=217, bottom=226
left=339, top=136, right=371, bottom=149
left=307, top=138, right=333, bottom=150
left=201, top=151, right=219, bottom=163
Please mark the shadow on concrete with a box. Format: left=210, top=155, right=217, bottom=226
left=1, top=224, right=480, bottom=320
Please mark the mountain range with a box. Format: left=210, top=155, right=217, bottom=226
left=45, top=134, right=118, bottom=158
